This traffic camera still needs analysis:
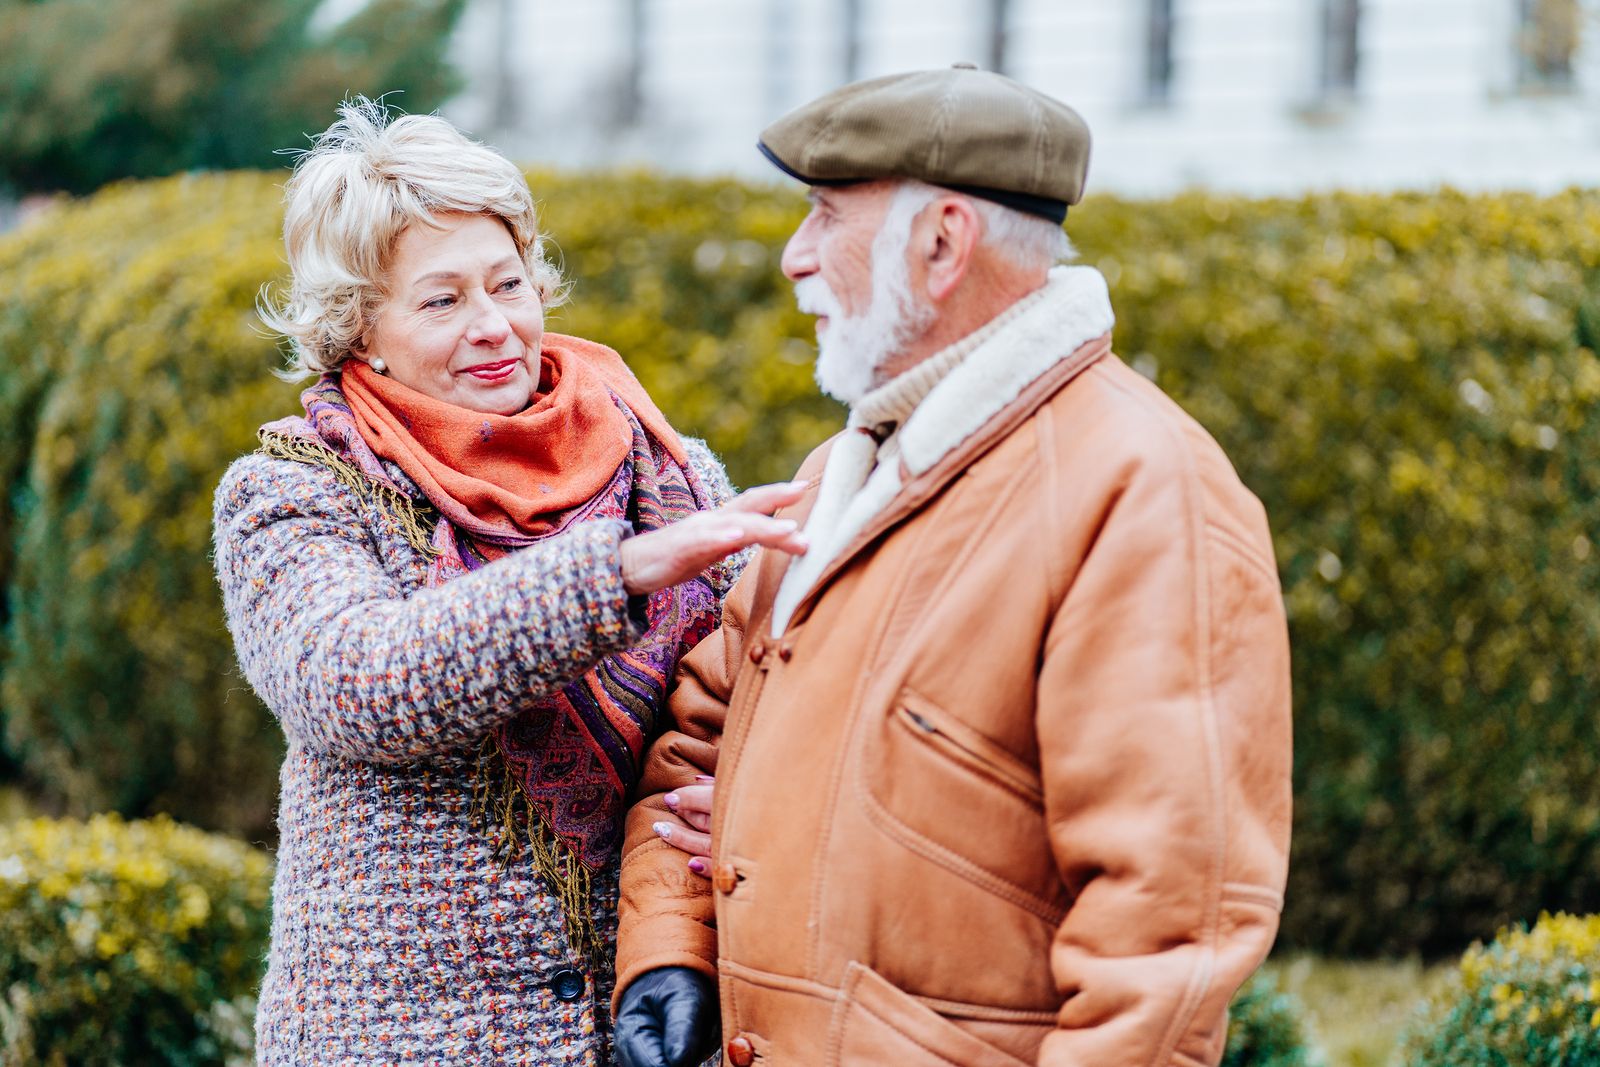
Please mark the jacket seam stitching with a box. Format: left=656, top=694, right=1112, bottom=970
left=1090, top=371, right=1227, bottom=1066
left=848, top=982, right=1026, bottom=1067
left=806, top=565, right=914, bottom=978
left=857, top=763, right=1067, bottom=923
left=1206, top=522, right=1277, bottom=584
left=1222, top=883, right=1285, bottom=912
left=1036, top=404, right=1071, bottom=601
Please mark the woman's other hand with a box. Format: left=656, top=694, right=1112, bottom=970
left=620, top=482, right=809, bottom=596
left=655, top=777, right=714, bottom=878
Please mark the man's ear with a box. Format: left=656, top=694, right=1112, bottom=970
left=922, top=196, right=983, bottom=302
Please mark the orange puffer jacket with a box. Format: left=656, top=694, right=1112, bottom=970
left=617, top=333, right=1293, bottom=1067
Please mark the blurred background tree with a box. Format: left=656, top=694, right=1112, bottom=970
left=0, top=0, right=465, bottom=196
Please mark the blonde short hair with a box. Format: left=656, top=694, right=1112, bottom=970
left=261, top=98, right=566, bottom=378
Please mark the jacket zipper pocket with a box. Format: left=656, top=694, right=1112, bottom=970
left=892, top=701, right=1043, bottom=808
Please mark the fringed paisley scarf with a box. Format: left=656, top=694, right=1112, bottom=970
left=257, top=334, right=720, bottom=968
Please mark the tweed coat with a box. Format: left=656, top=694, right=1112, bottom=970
left=212, top=437, right=737, bottom=1067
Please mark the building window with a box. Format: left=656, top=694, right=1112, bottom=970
left=987, top=0, right=1013, bottom=75
left=842, top=0, right=863, bottom=82
left=1320, top=0, right=1360, bottom=98
left=1518, top=0, right=1580, bottom=90
left=1145, top=0, right=1175, bottom=103
left=619, top=0, right=646, bottom=126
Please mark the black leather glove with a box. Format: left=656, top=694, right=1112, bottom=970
left=615, top=965, right=720, bottom=1067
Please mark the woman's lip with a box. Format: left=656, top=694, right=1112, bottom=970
left=463, top=358, right=519, bottom=381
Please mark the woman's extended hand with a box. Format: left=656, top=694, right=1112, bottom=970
left=620, top=482, right=809, bottom=596
left=655, top=777, right=715, bottom=878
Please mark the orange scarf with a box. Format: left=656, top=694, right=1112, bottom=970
left=341, top=334, right=686, bottom=546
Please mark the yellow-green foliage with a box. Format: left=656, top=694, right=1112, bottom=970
left=0, top=814, right=272, bottom=1066
left=0, top=174, right=293, bottom=834
left=1403, top=913, right=1600, bottom=1065
left=1066, top=190, right=1600, bottom=956
left=1, top=172, right=1598, bottom=958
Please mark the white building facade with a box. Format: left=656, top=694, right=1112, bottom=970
left=438, top=0, right=1599, bottom=196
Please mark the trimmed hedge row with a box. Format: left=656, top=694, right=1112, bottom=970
left=2, top=171, right=1598, bottom=955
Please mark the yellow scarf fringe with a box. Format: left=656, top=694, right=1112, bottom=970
left=473, top=737, right=606, bottom=974
left=257, top=431, right=440, bottom=560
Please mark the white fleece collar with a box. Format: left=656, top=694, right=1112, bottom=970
left=898, top=265, right=1114, bottom=476
left=767, top=265, right=1114, bottom=636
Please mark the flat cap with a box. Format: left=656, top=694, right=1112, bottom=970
left=758, top=64, right=1091, bottom=223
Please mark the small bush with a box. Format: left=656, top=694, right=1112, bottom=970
left=0, top=814, right=272, bottom=1066
left=1224, top=972, right=1312, bottom=1067
left=1403, top=912, right=1600, bottom=1065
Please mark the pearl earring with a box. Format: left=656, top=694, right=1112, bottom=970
left=371, top=358, right=387, bottom=375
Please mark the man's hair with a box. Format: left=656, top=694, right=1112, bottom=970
left=260, top=98, right=565, bottom=378
left=891, top=179, right=1075, bottom=270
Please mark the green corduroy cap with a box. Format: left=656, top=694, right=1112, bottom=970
left=758, top=63, right=1091, bottom=224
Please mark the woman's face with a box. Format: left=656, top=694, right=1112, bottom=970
left=361, top=212, right=544, bottom=415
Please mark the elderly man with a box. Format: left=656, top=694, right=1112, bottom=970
left=612, top=66, right=1293, bottom=1067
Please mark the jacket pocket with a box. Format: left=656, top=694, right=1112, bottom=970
left=861, top=691, right=1064, bottom=921
left=890, top=693, right=1042, bottom=807
left=827, top=962, right=1032, bottom=1067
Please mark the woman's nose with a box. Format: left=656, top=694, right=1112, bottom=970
left=464, top=291, right=511, bottom=345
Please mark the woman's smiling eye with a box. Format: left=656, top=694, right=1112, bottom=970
left=495, top=277, right=523, bottom=293
left=423, top=294, right=456, bottom=310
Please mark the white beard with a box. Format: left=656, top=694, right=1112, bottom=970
left=794, top=193, right=936, bottom=406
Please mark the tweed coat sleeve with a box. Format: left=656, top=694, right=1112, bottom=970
left=680, top=436, right=749, bottom=597
left=213, top=452, right=645, bottom=764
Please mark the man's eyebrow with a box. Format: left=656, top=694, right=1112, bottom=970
left=410, top=256, right=522, bottom=288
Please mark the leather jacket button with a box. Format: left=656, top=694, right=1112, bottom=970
left=549, top=966, right=585, bottom=1001
left=748, top=643, right=766, bottom=664
left=726, top=1035, right=756, bottom=1066
left=777, top=644, right=793, bottom=662
left=712, top=862, right=739, bottom=894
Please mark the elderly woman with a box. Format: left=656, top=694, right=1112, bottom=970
left=212, top=101, right=804, bottom=1065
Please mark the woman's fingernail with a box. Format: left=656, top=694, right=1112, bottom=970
left=664, top=793, right=680, bottom=809
left=688, top=858, right=707, bottom=874
left=723, top=527, right=745, bottom=540
left=776, top=519, right=798, bottom=532
left=653, top=821, right=672, bottom=839
left=694, top=775, right=715, bottom=782
left=790, top=480, right=811, bottom=490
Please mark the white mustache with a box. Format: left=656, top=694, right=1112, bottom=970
left=793, top=277, right=842, bottom=318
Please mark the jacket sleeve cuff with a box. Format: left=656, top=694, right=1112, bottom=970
left=611, top=949, right=720, bottom=1017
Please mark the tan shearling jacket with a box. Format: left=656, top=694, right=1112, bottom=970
left=617, top=289, right=1293, bottom=1066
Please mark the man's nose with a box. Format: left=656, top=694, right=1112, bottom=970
left=780, top=226, right=819, bottom=282
left=465, top=291, right=511, bottom=345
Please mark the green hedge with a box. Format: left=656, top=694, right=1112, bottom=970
left=2, top=171, right=1598, bottom=956
left=1066, top=190, right=1600, bottom=957
left=1403, top=912, right=1600, bottom=1065
left=1223, top=973, right=1312, bottom=1067
left=0, top=814, right=272, bottom=1065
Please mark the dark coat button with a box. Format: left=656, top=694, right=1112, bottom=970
left=550, top=966, right=585, bottom=1001
left=726, top=1035, right=756, bottom=1066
